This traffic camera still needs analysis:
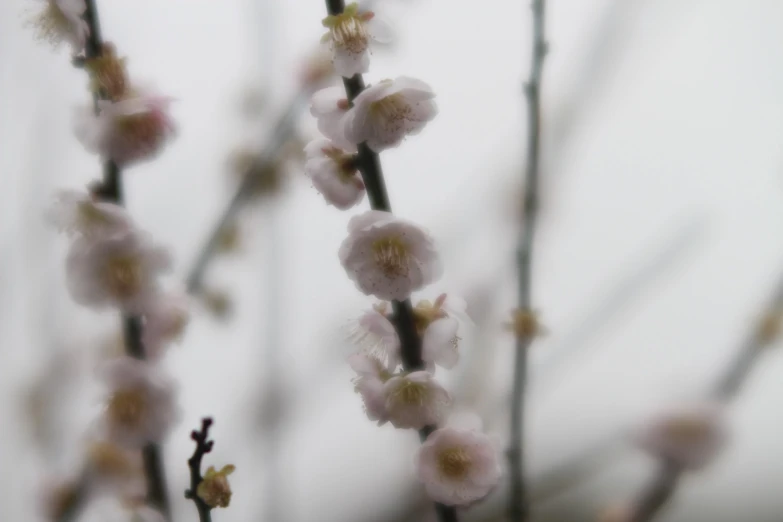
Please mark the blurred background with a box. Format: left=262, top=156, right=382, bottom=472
left=2, top=0, right=783, bottom=521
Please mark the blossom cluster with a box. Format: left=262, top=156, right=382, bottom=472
left=30, top=1, right=181, bottom=519
left=308, top=2, right=501, bottom=508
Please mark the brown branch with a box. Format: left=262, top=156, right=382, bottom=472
left=184, top=418, right=216, bottom=522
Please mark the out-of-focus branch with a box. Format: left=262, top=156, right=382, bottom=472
left=509, top=2, right=547, bottom=521
left=81, top=1, right=171, bottom=519
left=629, top=271, right=783, bottom=521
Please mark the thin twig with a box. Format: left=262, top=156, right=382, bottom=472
left=323, top=2, right=457, bottom=521
left=629, top=272, right=783, bottom=521
left=185, top=418, right=216, bottom=522
left=184, top=92, right=307, bottom=294
left=509, top=2, right=547, bottom=522
left=78, top=2, right=172, bottom=519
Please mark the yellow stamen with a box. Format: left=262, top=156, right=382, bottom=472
left=437, top=447, right=472, bottom=479
left=371, top=236, right=409, bottom=278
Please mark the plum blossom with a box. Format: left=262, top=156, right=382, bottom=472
left=74, top=94, right=176, bottom=167
left=99, top=356, right=179, bottom=448
left=342, top=76, right=438, bottom=152
left=30, top=0, right=89, bottom=53
left=304, top=138, right=364, bottom=209
left=348, top=303, right=400, bottom=370
left=84, top=440, right=144, bottom=500
left=416, top=426, right=502, bottom=506
left=142, top=290, right=191, bottom=358
left=310, top=86, right=356, bottom=151
left=66, top=228, right=171, bottom=314
left=349, top=294, right=469, bottom=372
left=348, top=352, right=391, bottom=425
left=321, top=2, right=392, bottom=78
left=339, top=210, right=442, bottom=301
left=633, top=402, right=726, bottom=471
left=47, top=189, right=132, bottom=238
left=383, top=371, right=451, bottom=429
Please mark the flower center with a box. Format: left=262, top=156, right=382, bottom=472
left=88, top=442, right=136, bottom=478
left=664, top=416, right=711, bottom=443
left=31, top=3, right=71, bottom=46
left=436, top=447, right=472, bottom=479
left=105, top=255, right=143, bottom=299
left=369, top=94, right=412, bottom=125
left=116, top=111, right=169, bottom=153
left=107, top=388, right=147, bottom=430
left=392, top=379, right=429, bottom=405
left=371, top=236, right=410, bottom=278
left=331, top=15, right=369, bottom=54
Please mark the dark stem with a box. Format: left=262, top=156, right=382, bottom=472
left=77, top=2, right=172, bottom=520
left=325, top=1, right=457, bottom=520
left=509, top=2, right=547, bottom=522
left=185, top=418, right=215, bottom=522
left=629, top=273, right=783, bottom=522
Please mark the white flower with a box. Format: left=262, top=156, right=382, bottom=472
left=99, top=356, right=179, bottom=448
left=342, top=77, right=437, bottom=152
left=74, top=94, right=176, bottom=167
left=66, top=229, right=171, bottom=314
left=383, top=371, right=451, bottom=429
left=142, top=290, right=191, bottom=358
left=349, top=303, right=400, bottom=370
left=349, top=294, right=469, bottom=372
left=30, top=0, right=89, bottom=53
left=348, top=353, right=390, bottom=425
left=46, top=189, right=132, bottom=238
left=416, top=426, right=502, bottom=506
left=633, top=402, right=726, bottom=471
left=304, top=138, right=364, bottom=209
left=339, top=210, right=442, bottom=301
left=84, top=440, right=145, bottom=500
left=321, top=2, right=393, bottom=78
left=310, top=86, right=356, bottom=152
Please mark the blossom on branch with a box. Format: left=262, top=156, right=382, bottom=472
left=304, top=138, right=364, bottom=209
left=633, top=402, right=726, bottom=471
left=310, top=86, right=356, bottom=152
left=416, top=426, right=502, bottom=506
left=66, top=228, right=171, bottom=314
left=348, top=352, right=391, bottom=425
left=142, top=290, right=191, bottom=358
left=197, top=465, right=236, bottom=508
left=339, top=210, right=441, bottom=301
left=47, top=189, right=132, bottom=238
left=74, top=94, right=176, bottom=167
left=342, top=77, right=438, bottom=152
left=321, top=2, right=392, bottom=78
left=99, top=356, right=179, bottom=448
left=29, top=0, right=89, bottom=53
left=383, top=371, right=451, bottom=429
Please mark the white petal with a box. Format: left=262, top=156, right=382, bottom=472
left=423, top=317, right=460, bottom=370
left=333, top=49, right=370, bottom=78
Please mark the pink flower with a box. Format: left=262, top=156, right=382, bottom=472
left=416, top=426, right=502, bottom=506
left=348, top=304, right=400, bottom=370
left=321, top=2, right=392, bottom=78
left=310, top=87, right=356, bottom=152
left=383, top=371, right=451, bottom=429
left=633, top=402, right=726, bottom=471
left=66, top=228, right=171, bottom=314
left=74, top=94, right=176, bottom=167
left=142, top=291, right=191, bottom=359
left=99, top=356, right=179, bottom=448
left=339, top=210, right=442, bottom=301
left=348, top=353, right=390, bottom=425
left=304, top=138, right=364, bottom=209
left=46, top=189, right=132, bottom=238
left=342, top=77, right=437, bottom=152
